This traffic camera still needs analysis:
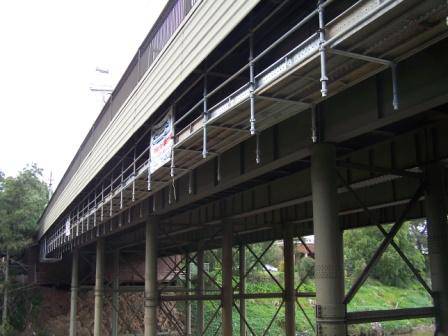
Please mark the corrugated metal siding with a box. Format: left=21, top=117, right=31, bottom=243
left=39, top=0, right=261, bottom=237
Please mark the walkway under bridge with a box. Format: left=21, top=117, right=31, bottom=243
left=34, top=0, right=448, bottom=335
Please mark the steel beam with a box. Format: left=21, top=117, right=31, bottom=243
left=93, top=238, right=105, bottom=336
left=346, top=307, right=435, bottom=324
left=111, top=249, right=120, bottom=336
left=196, top=248, right=204, bottom=336
left=284, top=226, right=296, bottom=336
left=222, top=218, right=233, bottom=336
left=311, top=143, right=346, bottom=335
left=159, top=292, right=315, bottom=302
left=69, top=249, right=79, bottom=336
left=425, top=162, right=448, bottom=335
left=185, top=253, right=192, bottom=336
left=239, top=244, right=246, bottom=336
left=145, top=217, right=159, bottom=336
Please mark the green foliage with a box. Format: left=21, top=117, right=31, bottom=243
left=245, top=242, right=283, bottom=271
left=344, top=223, right=427, bottom=287
left=0, top=164, right=49, bottom=254
left=348, top=279, right=433, bottom=334
left=298, top=256, right=315, bottom=281
left=201, top=275, right=432, bottom=335
left=7, top=286, right=43, bottom=331
left=0, top=320, right=15, bottom=336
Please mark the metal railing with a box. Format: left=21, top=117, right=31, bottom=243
left=42, top=0, right=201, bottom=232
left=43, top=0, right=413, bottom=258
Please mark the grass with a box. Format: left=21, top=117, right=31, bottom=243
left=198, top=273, right=433, bottom=335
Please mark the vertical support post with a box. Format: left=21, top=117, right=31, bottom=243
left=171, top=105, right=176, bottom=180
left=110, top=175, right=114, bottom=217
left=120, top=162, right=124, bottom=209
left=132, top=149, right=136, bottom=202
left=284, top=227, right=296, bottom=336
left=145, top=217, right=159, bottom=336
left=69, top=249, right=79, bottom=336
left=239, top=244, right=246, bottom=336
left=249, top=32, right=256, bottom=135
left=111, top=249, right=120, bottom=336
left=202, top=73, right=208, bottom=159
left=148, top=140, right=152, bottom=191
left=311, top=143, right=346, bottom=335
left=196, top=248, right=204, bottom=335
left=391, top=63, right=399, bottom=110
left=255, top=133, right=261, bottom=165
left=93, top=238, right=105, bottom=336
left=222, top=218, right=233, bottom=336
left=318, top=0, right=328, bottom=97
left=425, top=162, right=448, bottom=334
left=185, top=253, right=192, bottom=336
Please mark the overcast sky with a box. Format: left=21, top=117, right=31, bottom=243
left=0, top=0, right=167, bottom=189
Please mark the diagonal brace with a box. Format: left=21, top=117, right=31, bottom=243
left=344, top=181, right=426, bottom=304
left=337, top=171, right=432, bottom=297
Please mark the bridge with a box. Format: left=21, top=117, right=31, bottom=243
left=34, top=0, right=448, bottom=335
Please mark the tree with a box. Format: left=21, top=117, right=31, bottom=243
left=344, top=222, right=427, bottom=288
left=0, top=164, right=49, bottom=329
left=0, top=164, right=49, bottom=253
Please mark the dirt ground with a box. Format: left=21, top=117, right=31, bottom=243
left=19, top=286, right=181, bottom=336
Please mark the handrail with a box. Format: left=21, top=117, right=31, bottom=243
left=174, top=0, right=336, bottom=127
left=45, top=0, right=375, bottom=256
left=41, top=0, right=201, bottom=234
left=44, top=0, right=338, bottom=253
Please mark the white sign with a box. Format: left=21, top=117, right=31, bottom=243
left=150, top=110, right=174, bottom=174
left=65, top=218, right=70, bottom=237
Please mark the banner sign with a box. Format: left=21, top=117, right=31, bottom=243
left=150, top=110, right=174, bottom=174
left=65, top=218, right=70, bottom=237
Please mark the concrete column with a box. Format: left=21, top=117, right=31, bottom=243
left=69, top=249, right=79, bottom=336
left=239, top=244, right=246, bottom=336
left=185, top=253, right=192, bottom=336
left=93, top=238, right=105, bottom=336
left=311, top=143, right=346, bottom=335
left=196, top=248, right=204, bottom=335
left=284, top=228, right=296, bottom=336
left=111, top=249, right=120, bottom=336
left=425, top=162, right=448, bottom=335
left=145, top=217, right=158, bottom=336
left=222, top=219, right=233, bottom=336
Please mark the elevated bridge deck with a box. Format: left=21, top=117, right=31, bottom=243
left=33, top=0, right=448, bottom=335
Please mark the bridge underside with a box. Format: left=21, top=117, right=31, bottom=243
left=35, top=0, right=448, bottom=335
